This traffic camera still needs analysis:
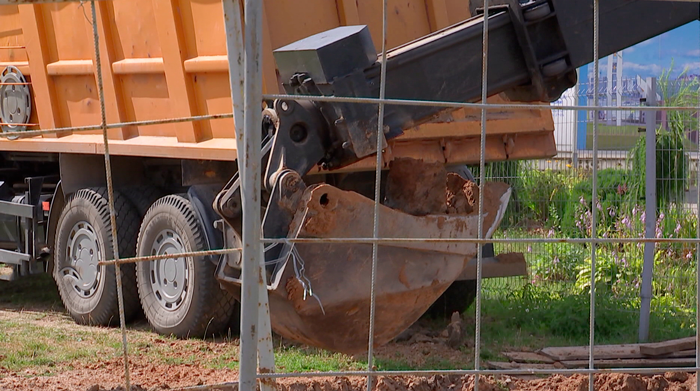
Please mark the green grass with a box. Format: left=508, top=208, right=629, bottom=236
left=479, top=284, right=695, bottom=348
left=274, top=346, right=363, bottom=372
left=0, top=318, right=122, bottom=372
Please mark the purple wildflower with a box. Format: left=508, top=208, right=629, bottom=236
left=621, top=216, right=632, bottom=230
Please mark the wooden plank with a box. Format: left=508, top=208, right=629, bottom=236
left=503, top=352, right=555, bottom=364
left=668, top=350, right=697, bottom=358
left=18, top=4, right=66, bottom=137
left=540, top=344, right=642, bottom=361
left=561, top=358, right=695, bottom=369
left=639, top=337, right=696, bottom=357
left=152, top=0, right=204, bottom=143
left=487, top=361, right=558, bottom=370
left=541, top=345, right=696, bottom=362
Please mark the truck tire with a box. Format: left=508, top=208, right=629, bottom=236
left=425, top=280, right=477, bottom=318
left=53, top=187, right=140, bottom=326
left=122, top=185, right=164, bottom=217
left=135, top=194, right=235, bottom=338
left=425, top=243, right=494, bottom=318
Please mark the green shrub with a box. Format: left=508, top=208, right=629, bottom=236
left=629, top=131, right=688, bottom=207
left=562, top=169, right=633, bottom=236
left=518, top=167, right=573, bottom=229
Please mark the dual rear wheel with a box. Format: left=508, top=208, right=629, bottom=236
left=135, top=194, right=235, bottom=337
left=53, top=188, right=235, bottom=338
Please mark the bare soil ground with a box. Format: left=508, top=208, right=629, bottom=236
left=0, top=304, right=697, bottom=391
left=1, top=355, right=697, bottom=391
left=1, top=274, right=696, bottom=391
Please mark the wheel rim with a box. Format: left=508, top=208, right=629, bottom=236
left=148, top=229, right=189, bottom=311
left=64, top=221, right=102, bottom=297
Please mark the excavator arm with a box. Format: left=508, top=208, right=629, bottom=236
left=213, top=0, right=699, bottom=354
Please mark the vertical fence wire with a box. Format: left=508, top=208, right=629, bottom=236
left=696, top=20, right=700, bottom=391
left=589, top=1, right=600, bottom=391
left=88, top=1, right=130, bottom=389
left=366, top=0, right=389, bottom=386
left=474, top=1, right=490, bottom=391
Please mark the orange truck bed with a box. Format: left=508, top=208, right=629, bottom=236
left=0, top=0, right=555, bottom=164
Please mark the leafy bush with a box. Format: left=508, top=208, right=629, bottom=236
left=529, top=240, right=587, bottom=283
left=575, top=246, right=642, bottom=297
left=629, top=131, right=688, bottom=206
left=628, top=63, right=694, bottom=207
left=518, top=166, right=574, bottom=229
left=562, top=169, right=633, bottom=236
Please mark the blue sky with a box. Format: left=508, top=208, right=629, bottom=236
left=597, top=21, right=700, bottom=79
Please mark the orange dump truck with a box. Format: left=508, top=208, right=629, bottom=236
left=0, top=0, right=692, bottom=354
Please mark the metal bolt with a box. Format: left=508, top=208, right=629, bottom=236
left=280, top=101, right=289, bottom=112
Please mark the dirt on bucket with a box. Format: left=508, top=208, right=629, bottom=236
left=384, top=158, right=510, bottom=230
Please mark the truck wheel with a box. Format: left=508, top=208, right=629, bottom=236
left=122, top=185, right=164, bottom=217
left=53, top=188, right=140, bottom=326
left=136, top=194, right=235, bottom=338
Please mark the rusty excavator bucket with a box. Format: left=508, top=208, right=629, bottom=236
left=262, top=161, right=513, bottom=354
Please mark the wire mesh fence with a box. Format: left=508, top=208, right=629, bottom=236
left=0, top=0, right=700, bottom=390
left=480, top=71, right=700, bottom=345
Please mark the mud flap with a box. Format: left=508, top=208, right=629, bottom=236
left=266, top=183, right=512, bottom=354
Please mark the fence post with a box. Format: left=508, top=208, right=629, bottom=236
left=237, top=0, right=264, bottom=390
left=639, top=76, right=657, bottom=342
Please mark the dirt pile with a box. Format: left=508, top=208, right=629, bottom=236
left=1, top=360, right=697, bottom=391
left=278, top=373, right=697, bottom=391
left=516, top=373, right=695, bottom=391
left=0, top=357, right=238, bottom=391
left=384, top=158, right=448, bottom=216
left=384, top=158, right=510, bottom=228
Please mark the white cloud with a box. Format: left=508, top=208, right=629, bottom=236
left=624, top=62, right=662, bottom=75
left=687, top=49, right=700, bottom=57
left=623, top=47, right=635, bottom=54
left=681, top=61, right=700, bottom=72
